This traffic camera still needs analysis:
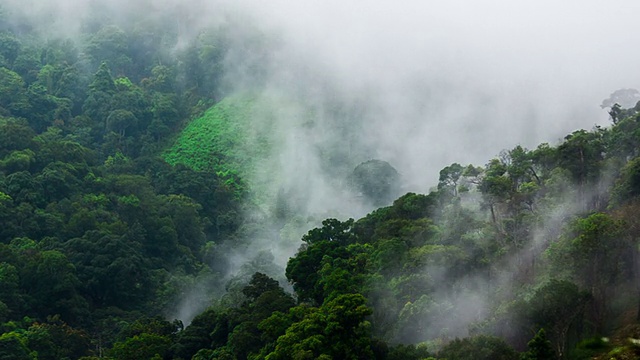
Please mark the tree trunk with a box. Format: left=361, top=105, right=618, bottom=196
left=490, top=203, right=496, bottom=224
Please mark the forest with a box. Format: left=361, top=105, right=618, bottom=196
left=1, top=1, right=640, bottom=360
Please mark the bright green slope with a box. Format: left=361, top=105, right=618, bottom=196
left=164, top=96, right=259, bottom=193
left=163, top=94, right=286, bottom=204
left=164, top=93, right=367, bottom=212
left=164, top=96, right=254, bottom=172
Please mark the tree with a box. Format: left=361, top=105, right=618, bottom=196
left=0, top=31, right=21, bottom=66
left=217, top=273, right=296, bottom=359
left=88, top=62, right=117, bottom=94
left=24, top=83, right=62, bottom=131
left=0, top=149, right=35, bottom=173
left=242, top=272, right=281, bottom=301
left=171, top=309, right=220, bottom=360
left=12, top=47, right=42, bottom=85
left=520, top=328, right=555, bottom=360
left=144, top=65, right=176, bottom=93
left=26, top=319, right=91, bottom=360
left=438, top=163, right=464, bottom=197
left=351, top=160, right=401, bottom=206
left=19, top=249, right=88, bottom=323
left=612, top=199, right=640, bottom=322
left=600, top=88, right=640, bottom=109
left=34, top=136, right=94, bottom=168
left=265, top=294, right=374, bottom=360
left=318, top=244, right=372, bottom=301
left=611, top=156, right=640, bottom=206
left=0, top=67, right=30, bottom=116
left=0, top=261, right=23, bottom=320
left=437, top=335, right=518, bottom=360
left=604, top=113, right=640, bottom=160
left=0, top=332, right=33, bottom=360
left=106, top=109, right=138, bottom=137
left=522, top=280, right=590, bottom=358
left=557, top=129, right=605, bottom=208
left=480, top=158, right=511, bottom=224
left=37, top=161, right=81, bottom=202
left=301, top=218, right=356, bottom=246
left=109, top=333, right=172, bottom=360
left=85, top=25, right=132, bottom=76
left=37, top=64, right=75, bottom=98
left=83, top=62, right=116, bottom=139
left=559, top=213, right=623, bottom=331
left=530, top=143, right=558, bottom=181
left=4, top=171, right=45, bottom=206
left=0, top=118, right=35, bottom=157
left=63, top=230, right=153, bottom=309
left=285, top=218, right=358, bottom=304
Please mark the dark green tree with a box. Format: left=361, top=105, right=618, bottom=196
left=171, top=309, right=220, bottom=360
left=0, top=67, right=30, bottom=116
left=522, top=280, right=590, bottom=358
left=109, top=333, right=172, bottom=360
left=437, top=335, right=518, bottom=360
left=286, top=219, right=356, bottom=304
left=520, top=328, right=555, bottom=360
left=0, top=31, right=21, bottom=66
left=0, top=332, right=32, bottom=360
left=265, top=294, right=374, bottom=360
left=438, top=162, right=464, bottom=197
left=351, top=159, right=401, bottom=206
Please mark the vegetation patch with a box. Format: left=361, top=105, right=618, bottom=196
left=163, top=96, right=257, bottom=194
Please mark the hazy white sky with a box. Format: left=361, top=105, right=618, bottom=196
left=230, top=1, right=640, bottom=189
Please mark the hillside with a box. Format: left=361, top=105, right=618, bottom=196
left=1, top=2, right=640, bottom=360
left=163, top=96, right=258, bottom=200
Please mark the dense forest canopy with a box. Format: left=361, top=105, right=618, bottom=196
left=1, top=1, right=640, bottom=360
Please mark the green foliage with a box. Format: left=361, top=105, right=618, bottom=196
left=285, top=218, right=357, bottom=303
left=0, top=332, right=33, bottom=360
left=0, top=32, right=21, bottom=66
left=519, top=279, right=590, bottom=358
left=171, top=309, right=220, bottom=360
left=3, top=7, right=640, bottom=360
left=170, top=273, right=295, bottom=360
left=437, top=335, right=518, bottom=360
left=0, top=10, right=248, bottom=360
left=520, top=329, right=555, bottom=360
left=569, top=336, right=610, bottom=360
left=386, top=343, right=432, bottom=360
left=163, top=96, right=257, bottom=192
left=25, top=319, right=91, bottom=360
left=0, top=118, right=36, bottom=157
left=557, top=129, right=605, bottom=185
left=0, top=67, right=29, bottom=117
left=109, top=333, right=172, bottom=360
left=438, top=163, right=464, bottom=197
left=265, top=294, right=374, bottom=360
left=351, top=159, right=402, bottom=206
left=611, top=156, right=640, bottom=206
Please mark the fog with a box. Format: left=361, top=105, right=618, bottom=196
left=5, top=0, right=639, bottom=189
left=227, top=0, right=640, bottom=193
left=195, top=1, right=640, bottom=334
left=4, top=0, right=640, bottom=333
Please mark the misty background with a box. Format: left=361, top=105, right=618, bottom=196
left=5, top=0, right=640, bottom=187
left=4, top=0, right=640, bottom=327
left=226, top=0, right=640, bottom=196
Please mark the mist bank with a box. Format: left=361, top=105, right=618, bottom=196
left=4, top=0, right=639, bottom=192
left=225, top=0, right=640, bottom=192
